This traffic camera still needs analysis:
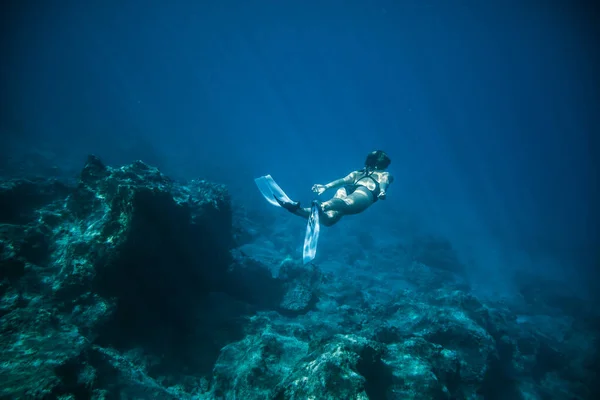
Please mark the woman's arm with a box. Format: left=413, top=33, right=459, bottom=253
left=313, top=171, right=359, bottom=194
left=378, top=173, right=393, bottom=199
left=324, top=171, right=358, bottom=190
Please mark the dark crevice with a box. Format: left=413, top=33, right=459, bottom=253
left=356, top=346, right=394, bottom=399
left=52, top=356, right=93, bottom=400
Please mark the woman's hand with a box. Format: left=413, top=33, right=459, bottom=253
left=312, top=184, right=327, bottom=195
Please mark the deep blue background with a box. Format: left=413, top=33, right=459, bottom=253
left=1, top=1, right=598, bottom=295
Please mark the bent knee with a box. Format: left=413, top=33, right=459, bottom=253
left=321, top=211, right=341, bottom=227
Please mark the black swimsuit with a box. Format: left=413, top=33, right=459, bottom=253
left=345, top=170, right=381, bottom=201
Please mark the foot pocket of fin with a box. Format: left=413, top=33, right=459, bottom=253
left=273, top=195, right=300, bottom=211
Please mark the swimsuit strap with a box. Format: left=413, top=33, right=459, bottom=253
left=354, top=169, right=381, bottom=199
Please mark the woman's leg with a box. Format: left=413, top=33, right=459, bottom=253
left=318, top=187, right=374, bottom=227
left=321, top=187, right=373, bottom=215
left=283, top=187, right=349, bottom=222
left=276, top=187, right=372, bottom=226
left=320, top=210, right=343, bottom=227
left=288, top=204, right=343, bottom=227
left=289, top=206, right=311, bottom=219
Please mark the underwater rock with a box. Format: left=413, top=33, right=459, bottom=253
left=277, top=258, right=322, bottom=314
left=230, top=204, right=263, bottom=247
left=210, top=318, right=310, bottom=399
left=0, top=177, right=71, bottom=224
left=280, top=282, right=314, bottom=313
left=0, top=155, right=234, bottom=398
left=84, top=346, right=193, bottom=399
left=409, top=234, right=465, bottom=274
left=363, top=288, right=496, bottom=398
left=0, top=154, right=596, bottom=399
left=274, top=334, right=388, bottom=400
left=227, top=249, right=284, bottom=308
left=403, top=261, right=460, bottom=289
left=383, top=337, right=459, bottom=399
left=226, top=248, right=326, bottom=314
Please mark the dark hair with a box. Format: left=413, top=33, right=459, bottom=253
left=365, top=150, right=391, bottom=170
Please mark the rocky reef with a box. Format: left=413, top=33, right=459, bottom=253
left=1, top=156, right=598, bottom=399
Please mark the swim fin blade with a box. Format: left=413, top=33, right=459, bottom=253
left=303, top=201, right=321, bottom=264
left=255, top=175, right=321, bottom=263
left=254, top=174, right=294, bottom=207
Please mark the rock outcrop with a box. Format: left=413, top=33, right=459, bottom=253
left=1, top=155, right=597, bottom=399
left=1, top=156, right=237, bottom=398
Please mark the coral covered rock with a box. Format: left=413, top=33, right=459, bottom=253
left=0, top=156, right=235, bottom=398
left=274, top=334, right=387, bottom=400
left=0, top=155, right=596, bottom=399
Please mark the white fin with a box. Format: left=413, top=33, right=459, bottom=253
left=254, top=174, right=294, bottom=207
left=303, top=201, right=320, bottom=264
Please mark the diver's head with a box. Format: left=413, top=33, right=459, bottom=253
left=365, top=150, right=391, bottom=170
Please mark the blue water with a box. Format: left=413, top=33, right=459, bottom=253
left=2, top=1, right=598, bottom=303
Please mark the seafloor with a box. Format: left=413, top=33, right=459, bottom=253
left=0, top=155, right=597, bottom=399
